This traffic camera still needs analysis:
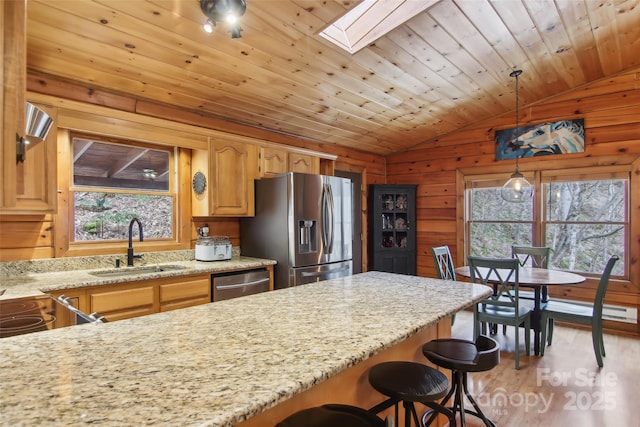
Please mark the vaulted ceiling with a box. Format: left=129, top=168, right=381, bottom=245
left=26, top=0, right=640, bottom=156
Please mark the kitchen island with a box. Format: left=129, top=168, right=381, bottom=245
left=0, top=272, right=491, bottom=426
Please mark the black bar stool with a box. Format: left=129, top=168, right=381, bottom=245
left=421, top=335, right=500, bottom=427
left=368, top=361, right=455, bottom=427
left=275, top=404, right=392, bottom=427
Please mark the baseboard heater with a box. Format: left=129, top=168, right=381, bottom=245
left=553, top=298, right=638, bottom=324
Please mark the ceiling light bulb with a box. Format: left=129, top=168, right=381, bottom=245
left=143, top=169, right=157, bottom=180
left=203, top=19, right=215, bottom=33
left=225, top=14, right=237, bottom=24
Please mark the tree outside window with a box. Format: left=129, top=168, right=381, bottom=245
left=543, top=178, right=626, bottom=276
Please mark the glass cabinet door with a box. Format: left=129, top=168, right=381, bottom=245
left=380, top=192, right=409, bottom=249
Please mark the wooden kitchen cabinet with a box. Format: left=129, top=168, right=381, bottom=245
left=192, top=138, right=258, bottom=216
left=1, top=2, right=57, bottom=214
left=191, top=136, right=332, bottom=216
left=259, top=146, right=288, bottom=177
left=52, top=273, right=212, bottom=323
left=159, top=275, right=210, bottom=312
left=211, top=138, right=258, bottom=216
left=288, top=152, right=319, bottom=174
left=88, top=281, right=156, bottom=322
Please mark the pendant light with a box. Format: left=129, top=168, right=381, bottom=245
left=501, top=69, right=533, bottom=203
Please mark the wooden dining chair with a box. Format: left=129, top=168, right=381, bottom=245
left=540, top=255, right=619, bottom=367
left=511, top=246, right=551, bottom=268
left=511, top=246, right=551, bottom=300
left=469, top=256, right=532, bottom=369
left=431, top=246, right=457, bottom=325
left=431, top=246, right=456, bottom=280
left=505, top=246, right=552, bottom=336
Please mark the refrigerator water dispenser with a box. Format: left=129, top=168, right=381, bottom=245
left=298, top=220, right=317, bottom=253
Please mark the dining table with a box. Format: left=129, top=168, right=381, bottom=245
left=454, top=265, right=586, bottom=355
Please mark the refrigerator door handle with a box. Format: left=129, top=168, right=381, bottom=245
left=301, top=264, right=350, bottom=278
left=322, top=183, right=335, bottom=253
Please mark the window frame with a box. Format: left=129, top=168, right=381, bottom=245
left=55, top=128, right=192, bottom=258
left=540, top=166, right=629, bottom=278
left=463, top=166, right=630, bottom=280
left=69, top=133, right=177, bottom=245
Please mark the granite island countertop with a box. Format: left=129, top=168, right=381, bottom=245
left=0, top=271, right=491, bottom=426
left=0, top=252, right=276, bottom=300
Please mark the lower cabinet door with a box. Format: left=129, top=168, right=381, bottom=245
left=89, top=283, right=155, bottom=322
left=159, top=275, right=210, bottom=311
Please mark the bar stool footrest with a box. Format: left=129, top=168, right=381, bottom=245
left=422, top=407, right=496, bottom=427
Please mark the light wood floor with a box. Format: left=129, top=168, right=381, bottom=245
left=433, top=310, right=640, bottom=427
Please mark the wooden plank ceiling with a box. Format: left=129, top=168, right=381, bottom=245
left=26, top=0, right=640, bottom=156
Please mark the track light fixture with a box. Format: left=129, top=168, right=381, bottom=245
left=200, top=0, right=246, bottom=39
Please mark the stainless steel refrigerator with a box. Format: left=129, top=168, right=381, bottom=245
left=240, top=172, right=353, bottom=289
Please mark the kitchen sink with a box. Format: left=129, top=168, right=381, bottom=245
left=89, top=264, right=188, bottom=278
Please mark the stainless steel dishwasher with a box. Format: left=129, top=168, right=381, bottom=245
left=212, top=269, right=271, bottom=302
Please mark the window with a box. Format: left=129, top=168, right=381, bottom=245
left=466, top=174, right=534, bottom=258
left=542, top=170, right=627, bottom=276
left=465, top=168, right=628, bottom=277
left=71, top=134, right=175, bottom=242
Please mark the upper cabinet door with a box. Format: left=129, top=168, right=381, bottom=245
left=209, top=138, right=258, bottom=216
left=259, top=146, right=288, bottom=178
left=1, top=2, right=57, bottom=214
left=289, top=152, right=319, bottom=174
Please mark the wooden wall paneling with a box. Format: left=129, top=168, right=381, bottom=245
left=27, top=93, right=210, bottom=149
left=585, top=105, right=640, bottom=128
left=54, top=129, right=70, bottom=257
left=418, top=182, right=456, bottom=197
left=2, top=0, right=26, bottom=209
left=192, top=218, right=241, bottom=248
left=528, top=90, right=640, bottom=122
left=588, top=140, right=640, bottom=157
left=417, top=195, right=456, bottom=211
left=416, top=207, right=456, bottom=222
left=0, top=247, right=54, bottom=261
left=57, top=110, right=208, bottom=150
left=26, top=73, right=137, bottom=112
left=0, top=212, right=54, bottom=261
left=587, top=123, right=640, bottom=145
left=176, top=148, right=192, bottom=246
left=0, top=220, right=52, bottom=248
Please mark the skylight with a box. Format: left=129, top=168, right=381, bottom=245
left=319, top=0, right=438, bottom=54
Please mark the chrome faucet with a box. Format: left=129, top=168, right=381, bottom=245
left=127, top=218, right=144, bottom=267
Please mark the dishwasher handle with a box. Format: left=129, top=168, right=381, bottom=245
left=215, top=278, right=270, bottom=290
